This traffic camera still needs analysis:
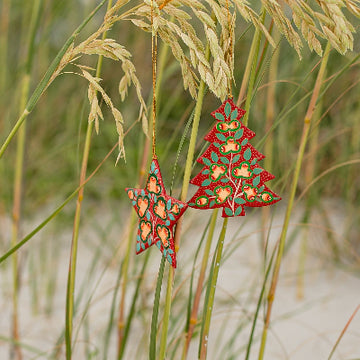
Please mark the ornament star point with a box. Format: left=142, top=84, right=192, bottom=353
left=126, top=158, right=187, bottom=268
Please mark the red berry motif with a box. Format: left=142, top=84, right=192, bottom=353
left=188, top=97, right=281, bottom=217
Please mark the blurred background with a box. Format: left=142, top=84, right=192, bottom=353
left=0, top=0, right=360, bottom=359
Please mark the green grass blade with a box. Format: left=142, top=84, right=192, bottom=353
left=245, top=244, right=277, bottom=360
left=119, top=251, right=151, bottom=360
left=0, top=0, right=107, bottom=158
left=0, top=141, right=118, bottom=265
left=103, top=262, right=123, bottom=360
left=199, top=216, right=228, bottom=360
left=150, top=256, right=166, bottom=360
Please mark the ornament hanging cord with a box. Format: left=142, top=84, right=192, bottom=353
left=151, top=0, right=158, bottom=159
left=226, top=0, right=233, bottom=98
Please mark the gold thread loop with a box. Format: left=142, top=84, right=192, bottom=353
left=226, top=0, right=233, bottom=98
left=151, top=0, right=158, bottom=158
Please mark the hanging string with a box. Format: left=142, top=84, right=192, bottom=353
left=226, top=0, right=233, bottom=98
left=151, top=0, right=158, bottom=159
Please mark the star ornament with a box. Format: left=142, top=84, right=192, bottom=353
left=125, top=158, right=188, bottom=268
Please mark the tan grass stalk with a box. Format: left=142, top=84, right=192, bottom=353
left=181, top=209, right=218, bottom=360
left=296, top=97, right=323, bottom=299
left=65, top=2, right=113, bottom=359
left=261, top=29, right=280, bottom=249
left=10, top=1, right=43, bottom=358
left=257, top=42, right=332, bottom=360
left=0, top=0, right=10, bottom=94
left=158, top=42, right=210, bottom=360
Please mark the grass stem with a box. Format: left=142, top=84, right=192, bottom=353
left=261, top=29, right=279, bottom=249
left=199, top=216, right=228, bottom=360
left=296, top=97, right=323, bottom=299
left=65, top=1, right=112, bottom=358
left=236, top=8, right=265, bottom=112
left=117, top=210, right=137, bottom=358
left=157, top=44, right=210, bottom=360
left=242, top=10, right=265, bottom=126
left=0, top=0, right=10, bottom=94
left=181, top=209, right=218, bottom=360
left=328, top=303, right=360, bottom=360
left=257, top=42, right=332, bottom=360
left=0, top=0, right=107, bottom=159
left=150, top=257, right=166, bottom=360
left=10, top=1, right=43, bottom=358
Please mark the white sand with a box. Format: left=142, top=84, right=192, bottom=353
left=0, top=202, right=359, bottom=359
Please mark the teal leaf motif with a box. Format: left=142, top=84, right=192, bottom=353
left=146, top=212, right=151, bottom=220
left=213, top=142, right=221, bottom=148
left=215, top=112, right=225, bottom=121
left=253, top=168, right=263, bottom=175
left=241, top=138, right=248, bottom=146
left=221, top=178, right=230, bottom=183
left=220, top=157, right=230, bottom=164
left=136, top=242, right=141, bottom=252
left=216, top=133, right=226, bottom=142
left=231, top=109, right=238, bottom=120
left=169, top=213, right=175, bottom=221
left=205, top=189, right=213, bottom=195
left=202, top=169, right=210, bottom=175
left=151, top=161, right=155, bottom=172
left=244, top=148, right=252, bottom=161
left=141, top=243, right=146, bottom=250
left=224, top=102, right=231, bottom=118
left=209, top=200, right=216, bottom=207
left=167, top=254, right=173, bottom=265
left=258, top=185, right=265, bottom=193
left=235, top=207, right=243, bottom=216
left=156, top=241, right=161, bottom=249
left=253, top=175, right=261, bottom=187
left=232, top=154, right=240, bottom=163
left=201, top=179, right=211, bottom=186
left=234, top=129, right=244, bottom=140
left=165, top=220, right=170, bottom=226
left=203, top=158, right=211, bottom=166
left=251, top=158, right=257, bottom=165
left=234, top=197, right=246, bottom=205
left=211, top=152, right=219, bottom=163
left=224, top=207, right=233, bottom=216
left=167, top=199, right=172, bottom=210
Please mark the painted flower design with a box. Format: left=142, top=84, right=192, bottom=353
left=188, top=97, right=281, bottom=217
left=126, top=159, right=188, bottom=267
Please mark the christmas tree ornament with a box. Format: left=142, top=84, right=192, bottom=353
left=188, top=97, right=281, bottom=217
left=125, top=0, right=187, bottom=267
